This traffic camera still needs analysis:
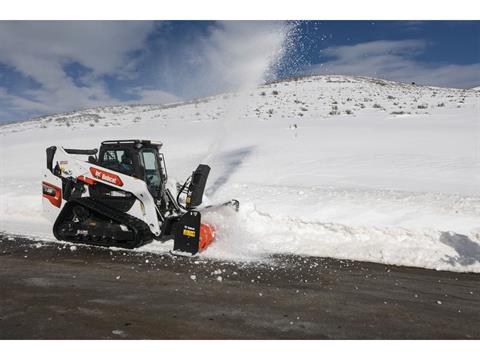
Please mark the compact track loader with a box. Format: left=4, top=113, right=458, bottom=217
left=42, top=139, right=238, bottom=255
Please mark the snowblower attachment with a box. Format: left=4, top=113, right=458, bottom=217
left=172, top=211, right=215, bottom=254
left=172, top=164, right=215, bottom=255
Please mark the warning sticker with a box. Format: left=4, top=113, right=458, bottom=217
left=183, top=229, right=196, bottom=238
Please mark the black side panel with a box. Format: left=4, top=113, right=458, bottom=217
left=186, top=164, right=210, bottom=209
left=88, top=182, right=136, bottom=212
left=93, top=196, right=136, bottom=213
left=173, top=211, right=201, bottom=254
left=46, top=146, right=56, bottom=173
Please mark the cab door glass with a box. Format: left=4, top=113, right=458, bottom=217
left=140, top=150, right=161, bottom=191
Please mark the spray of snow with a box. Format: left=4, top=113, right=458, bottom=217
left=202, top=21, right=295, bottom=164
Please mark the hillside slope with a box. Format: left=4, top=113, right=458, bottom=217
left=1, top=75, right=479, bottom=272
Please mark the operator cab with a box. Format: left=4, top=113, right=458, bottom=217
left=97, top=140, right=167, bottom=199
left=93, top=139, right=209, bottom=215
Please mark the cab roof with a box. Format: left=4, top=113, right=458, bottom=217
left=101, top=139, right=163, bottom=148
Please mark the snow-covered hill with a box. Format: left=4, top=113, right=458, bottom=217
left=1, top=75, right=479, bottom=272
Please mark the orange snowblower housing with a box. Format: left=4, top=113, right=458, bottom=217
left=199, top=223, right=216, bottom=252
left=42, top=139, right=238, bottom=255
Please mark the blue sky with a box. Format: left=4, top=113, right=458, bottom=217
left=0, top=20, right=478, bottom=123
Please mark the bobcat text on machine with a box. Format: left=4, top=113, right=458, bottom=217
left=42, top=139, right=239, bottom=255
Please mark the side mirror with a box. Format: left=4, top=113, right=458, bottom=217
left=185, top=164, right=210, bottom=209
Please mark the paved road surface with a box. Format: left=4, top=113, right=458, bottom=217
left=0, top=234, right=479, bottom=339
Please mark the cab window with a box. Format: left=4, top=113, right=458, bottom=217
left=100, top=149, right=134, bottom=175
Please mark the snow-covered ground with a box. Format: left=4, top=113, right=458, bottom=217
left=1, top=75, right=479, bottom=272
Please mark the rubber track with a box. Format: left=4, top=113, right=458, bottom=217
left=53, top=197, right=154, bottom=249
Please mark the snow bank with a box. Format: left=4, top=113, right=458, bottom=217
left=1, top=75, right=479, bottom=272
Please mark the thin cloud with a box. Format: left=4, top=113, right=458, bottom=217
left=0, top=21, right=157, bottom=119
left=311, top=39, right=480, bottom=88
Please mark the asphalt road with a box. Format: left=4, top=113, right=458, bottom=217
left=0, top=234, right=479, bottom=339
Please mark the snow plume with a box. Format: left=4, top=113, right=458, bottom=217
left=202, top=21, right=289, bottom=90
left=197, top=21, right=297, bottom=164
left=155, top=21, right=294, bottom=98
